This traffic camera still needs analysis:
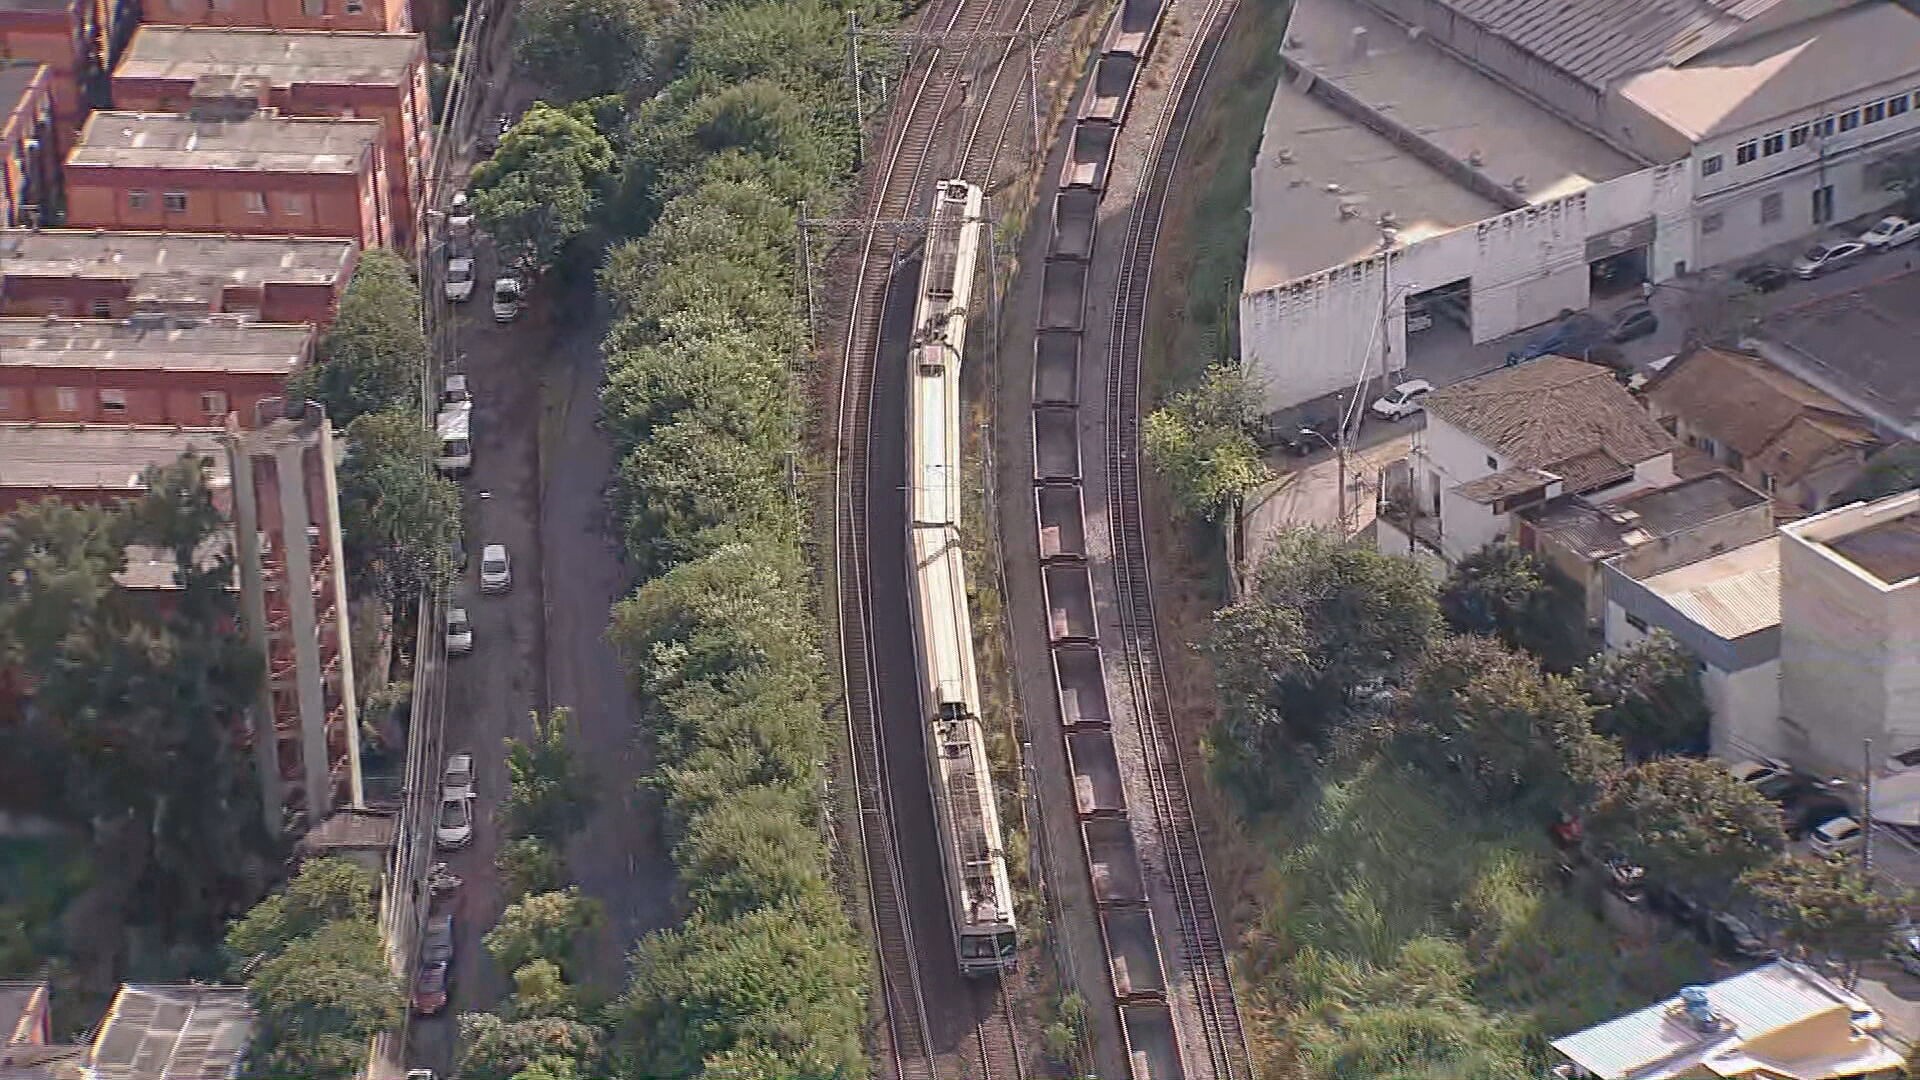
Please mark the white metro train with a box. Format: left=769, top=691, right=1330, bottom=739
left=905, top=179, right=1018, bottom=976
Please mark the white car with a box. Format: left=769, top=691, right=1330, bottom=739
left=1886, top=747, right=1920, bottom=774
left=1859, top=215, right=1920, bottom=250
left=444, top=257, right=476, bottom=303
left=446, top=606, right=473, bottom=657
left=1809, top=814, right=1864, bottom=857
left=441, top=750, right=475, bottom=800
left=441, top=373, right=470, bottom=409
left=1369, top=379, right=1434, bottom=421
left=1792, top=240, right=1867, bottom=278
left=480, top=544, right=512, bottom=593
left=492, top=277, right=523, bottom=323
left=435, top=792, right=474, bottom=849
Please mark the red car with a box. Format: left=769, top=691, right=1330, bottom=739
left=411, top=961, right=449, bottom=1016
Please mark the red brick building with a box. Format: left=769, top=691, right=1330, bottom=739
left=137, top=0, right=410, bottom=35
left=0, top=228, right=358, bottom=324
left=64, top=102, right=390, bottom=250
left=0, top=0, right=136, bottom=151
left=0, top=315, right=313, bottom=426
left=0, top=420, right=226, bottom=513
left=0, top=64, right=61, bottom=226
left=113, top=28, right=431, bottom=251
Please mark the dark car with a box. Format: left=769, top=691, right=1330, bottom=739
left=1706, top=912, right=1777, bottom=962
left=1506, top=311, right=1607, bottom=365
left=1783, top=792, right=1851, bottom=840
left=422, top=914, right=454, bottom=967
left=411, top=960, right=449, bottom=1015
left=1607, top=303, right=1660, bottom=343
left=1652, top=885, right=1705, bottom=930
left=1735, top=262, right=1792, bottom=293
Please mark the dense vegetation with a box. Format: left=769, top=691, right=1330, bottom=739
left=1211, top=527, right=1905, bottom=1076
left=1142, top=363, right=1270, bottom=521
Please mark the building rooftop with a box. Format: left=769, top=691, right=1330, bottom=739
left=1551, top=960, right=1900, bottom=1080
left=1785, top=490, right=1920, bottom=588
left=0, top=316, right=311, bottom=373
left=0, top=982, right=45, bottom=1046
left=69, top=112, right=382, bottom=174
left=1424, top=356, right=1676, bottom=489
left=0, top=230, right=356, bottom=290
left=84, top=985, right=253, bottom=1080
left=0, top=62, right=43, bottom=119
left=0, top=424, right=228, bottom=494
left=1428, top=0, right=1792, bottom=94
left=1636, top=535, right=1781, bottom=641
left=0, top=0, right=79, bottom=14
left=1650, top=346, right=1871, bottom=454
left=115, top=26, right=422, bottom=89
left=1525, top=471, right=1769, bottom=559
left=1616, top=3, right=1920, bottom=143
left=296, top=806, right=396, bottom=855
left=1756, top=270, right=1920, bottom=441
left=0, top=1044, right=86, bottom=1079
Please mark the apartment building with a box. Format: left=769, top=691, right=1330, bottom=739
left=0, top=228, right=358, bottom=325
left=0, top=315, right=314, bottom=427
left=224, top=402, right=361, bottom=832
left=0, top=63, right=61, bottom=226
left=138, top=0, right=411, bottom=34
left=0, top=0, right=134, bottom=150
left=65, top=102, right=389, bottom=250
left=0, top=421, right=225, bottom=513
left=113, top=27, right=432, bottom=251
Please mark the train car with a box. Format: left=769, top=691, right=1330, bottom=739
left=904, top=179, right=1018, bottom=976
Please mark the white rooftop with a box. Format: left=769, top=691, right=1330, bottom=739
left=1637, top=535, right=1780, bottom=641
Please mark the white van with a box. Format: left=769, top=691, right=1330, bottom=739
left=435, top=405, right=472, bottom=477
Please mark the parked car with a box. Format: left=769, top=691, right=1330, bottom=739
left=441, top=750, right=475, bottom=800
left=411, top=960, right=449, bottom=1015
left=444, top=257, right=476, bottom=303
left=1859, top=215, right=1920, bottom=249
left=1706, top=911, right=1777, bottom=961
left=447, top=535, right=469, bottom=573
left=1809, top=814, right=1865, bottom=856
left=446, top=606, right=473, bottom=657
left=1886, top=746, right=1920, bottom=774
left=441, top=373, right=471, bottom=408
left=492, top=276, right=523, bottom=323
left=1783, top=791, right=1851, bottom=840
left=1607, top=303, right=1659, bottom=342
left=480, top=544, right=512, bottom=593
left=1652, top=884, right=1705, bottom=930
left=1889, top=926, right=1920, bottom=977
left=1726, top=758, right=1789, bottom=789
left=1734, top=262, right=1792, bottom=293
left=422, top=914, right=454, bottom=967
left=1369, top=379, right=1434, bottom=421
left=1506, top=311, right=1606, bottom=365
left=1792, top=240, right=1867, bottom=278
left=405, top=1071, right=437, bottom=1080
left=436, top=792, right=474, bottom=849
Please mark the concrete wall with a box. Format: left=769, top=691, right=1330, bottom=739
left=1242, top=161, right=1694, bottom=413
left=1693, top=151, right=1909, bottom=269
left=66, top=160, right=387, bottom=250
left=1604, top=586, right=1783, bottom=761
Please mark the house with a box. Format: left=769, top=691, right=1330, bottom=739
left=1777, top=490, right=1920, bottom=782
left=77, top=984, right=254, bottom=1079
left=1643, top=347, right=1881, bottom=515
left=1551, top=961, right=1904, bottom=1079
left=1756, top=269, right=1920, bottom=442
left=0, top=316, right=314, bottom=428
left=136, top=0, right=411, bottom=35
left=0, top=229, right=358, bottom=326
left=1520, top=471, right=1774, bottom=621
left=0, top=63, right=61, bottom=226
left=1378, top=356, right=1677, bottom=567
left=0, top=0, right=132, bottom=152
left=0, top=982, right=50, bottom=1046
left=0, top=421, right=226, bottom=513
left=64, top=104, right=390, bottom=252
left=112, top=27, right=433, bottom=251
left=1603, top=536, right=1781, bottom=761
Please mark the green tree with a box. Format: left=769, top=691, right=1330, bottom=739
left=513, top=0, right=668, bottom=102
left=289, top=250, right=427, bottom=425
left=612, top=419, right=795, bottom=576
left=1439, top=542, right=1589, bottom=671
left=497, top=836, right=569, bottom=902
left=1406, top=635, right=1620, bottom=809
left=225, top=857, right=379, bottom=964
left=1839, top=442, right=1920, bottom=505
left=457, top=1012, right=604, bottom=1080
left=1577, top=632, right=1711, bottom=759
left=1142, top=363, right=1270, bottom=521
left=674, top=783, right=829, bottom=919
left=335, top=409, right=462, bottom=599
left=509, top=959, right=575, bottom=1020
left=1588, top=757, right=1786, bottom=904
left=1741, top=855, right=1913, bottom=971
left=1205, top=527, right=1438, bottom=747
left=483, top=887, right=603, bottom=978
left=501, top=708, right=597, bottom=841
left=246, top=918, right=402, bottom=1080
left=471, top=103, right=615, bottom=272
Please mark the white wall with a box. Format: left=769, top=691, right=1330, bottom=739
left=1694, top=154, right=1907, bottom=269
left=1241, top=162, right=1695, bottom=413
left=1603, top=599, right=1783, bottom=760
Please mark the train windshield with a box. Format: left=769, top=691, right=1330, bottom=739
left=995, top=931, right=1018, bottom=959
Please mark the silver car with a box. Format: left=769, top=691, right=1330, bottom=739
left=479, top=544, right=511, bottom=593
left=435, top=792, right=474, bottom=849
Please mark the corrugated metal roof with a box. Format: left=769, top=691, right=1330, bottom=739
left=1438, top=0, right=1787, bottom=90
left=1641, top=536, right=1780, bottom=641
left=86, top=986, right=253, bottom=1080
left=1551, top=961, right=1888, bottom=1079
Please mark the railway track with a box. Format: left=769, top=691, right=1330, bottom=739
left=829, top=0, right=1060, bottom=1073
left=973, top=979, right=1026, bottom=1080
left=1101, top=0, right=1253, bottom=1073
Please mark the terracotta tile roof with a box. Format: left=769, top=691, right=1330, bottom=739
left=1455, top=466, right=1558, bottom=505
left=1423, top=356, right=1674, bottom=489
left=1648, top=346, right=1873, bottom=458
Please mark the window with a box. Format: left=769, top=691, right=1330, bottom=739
left=281, top=192, right=310, bottom=215
left=162, top=191, right=186, bottom=212
left=127, top=188, right=148, bottom=209
left=43, top=298, right=68, bottom=316
left=1841, top=109, right=1860, bottom=131
left=1867, top=100, right=1887, bottom=123
left=54, top=386, right=77, bottom=412
left=1760, top=472, right=1776, bottom=493
left=98, top=389, right=126, bottom=413
left=300, top=0, right=322, bottom=14
left=1761, top=191, right=1783, bottom=224
left=1817, top=116, right=1836, bottom=137
left=89, top=298, right=111, bottom=316
left=1701, top=211, right=1724, bottom=234
left=1762, top=131, right=1784, bottom=156
left=1727, top=449, right=1745, bottom=470
left=243, top=191, right=266, bottom=214
left=0, top=388, right=10, bottom=411
left=1626, top=612, right=1649, bottom=633
left=1486, top=455, right=1499, bottom=470
left=1700, top=154, right=1723, bottom=176
left=1813, top=184, right=1834, bottom=223
left=345, top=0, right=362, bottom=11
left=1735, top=140, right=1758, bottom=165
left=200, top=390, right=228, bottom=415
left=1790, top=123, right=1810, bottom=147
left=1894, top=96, right=1911, bottom=117
left=1699, top=436, right=1719, bottom=457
